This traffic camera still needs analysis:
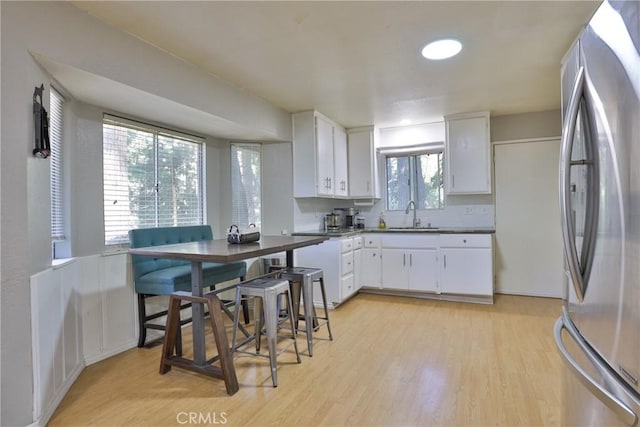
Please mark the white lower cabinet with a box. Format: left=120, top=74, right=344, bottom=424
left=295, top=232, right=493, bottom=306
left=295, top=235, right=357, bottom=308
left=381, top=235, right=439, bottom=293
left=360, top=235, right=381, bottom=288
left=352, top=235, right=364, bottom=291
left=439, top=234, right=493, bottom=296
left=407, top=250, right=439, bottom=292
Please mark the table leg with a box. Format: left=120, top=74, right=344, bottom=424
left=191, top=261, right=206, bottom=365
left=286, top=249, right=294, bottom=268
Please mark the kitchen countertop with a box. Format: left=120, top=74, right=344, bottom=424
left=292, top=227, right=495, bottom=237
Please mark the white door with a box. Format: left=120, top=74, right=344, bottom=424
left=353, top=248, right=362, bottom=291
left=446, top=115, right=490, bottom=194
left=440, top=248, right=493, bottom=296
left=333, top=127, right=349, bottom=196
left=315, top=116, right=334, bottom=196
left=348, top=130, right=373, bottom=197
left=494, top=139, right=564, bottom=297
left=407, top=249, right=439, bottom=293
left=360, top=248, right=381, bottom=288
left=381, top=249, right=408, bottom=290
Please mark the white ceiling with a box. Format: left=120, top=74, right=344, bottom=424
left=69, top=0, right=600, bottom=133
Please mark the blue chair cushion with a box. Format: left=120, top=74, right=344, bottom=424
left=129, top=225, right=247, bottom=295
left=135, top=261, right=247, bottom=295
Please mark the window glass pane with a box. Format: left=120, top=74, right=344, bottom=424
left=103, top=117, right=204, bottom=245
left=103, top=124, right=155, bottom=245
left=157, top=134, right=203, bottom=227
left=386, top=151, right=444, bottom=211
left=386, top=156, right=411, bottom=211
left=50, top=88, right=65, bottom=242
left=415, top=152, right=444, bottom=209
left=231, top=144, right=261, bottom=228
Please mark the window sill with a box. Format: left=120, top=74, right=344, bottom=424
left=52, top=258, right=77, bottom=270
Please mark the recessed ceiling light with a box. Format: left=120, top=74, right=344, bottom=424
left=421, top=38, right=462, bottom=60
left=400, top=119, right=412, bottom=126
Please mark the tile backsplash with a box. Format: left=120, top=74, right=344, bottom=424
left=293, top=194, right=494, bottom=232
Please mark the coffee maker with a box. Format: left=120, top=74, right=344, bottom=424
left=334, top=207, right=359, bottom=230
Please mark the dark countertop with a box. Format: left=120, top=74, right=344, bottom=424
left=292, top=230, right=361, bottom=238
left=292, top=227, right=495, bottom=237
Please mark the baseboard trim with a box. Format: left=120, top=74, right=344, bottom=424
left=359, top=288, right=494, bottom=304
left=84, top=338, right=139, bottom=366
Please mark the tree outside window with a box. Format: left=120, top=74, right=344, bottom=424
left=386, top=151, right=443, bottom=211
left=231, top=144, right=261, bottom=228
left=103, top=116, right=203, bottom=245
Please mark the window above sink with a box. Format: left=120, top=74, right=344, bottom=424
left=384, top=146, right=444, bottom=211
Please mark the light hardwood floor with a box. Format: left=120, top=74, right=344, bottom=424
left=48, top=293, right=563, bottom=426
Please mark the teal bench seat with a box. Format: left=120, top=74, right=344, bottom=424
left=129, top=225, right=247, bottom=350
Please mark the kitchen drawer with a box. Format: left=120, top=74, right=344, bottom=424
left=340, top=237, right=354, bottom=253
left=439, top=234, right=491, bottom=248
left=363, top=235, right=381, bottom=248
left=341, top=273, right=355, bottom=298
left=353, top=236, right=363, bottom=250
left=341, top=252, right=354, bottom=274
left=382, top=234, right=439, bottom=249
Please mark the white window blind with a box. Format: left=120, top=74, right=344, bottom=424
left=103, top=115, right=204, bottom=245
left=50, top=88, right=65, bottom=241
left=231, top=144, right=261, bottom=228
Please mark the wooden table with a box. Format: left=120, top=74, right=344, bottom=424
left=128, top=235, right=328, bottom=394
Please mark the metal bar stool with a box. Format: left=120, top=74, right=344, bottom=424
left=278, top=267, right=333, bottom=356
left=231, top=278, right=301, bottom=387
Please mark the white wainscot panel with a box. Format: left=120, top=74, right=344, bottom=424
left=100, top=253, right=136, bottom=352
left=30, top=260, right=84, bottom=426
left=82, top=253, right=137, bottom=365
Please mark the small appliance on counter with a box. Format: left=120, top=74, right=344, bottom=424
left=334, top=207, right=360, bottom=230
left=324, top=212, right=341, bottom=232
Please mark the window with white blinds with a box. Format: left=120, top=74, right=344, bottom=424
left=231, top=144, right=261, bottom=228
left=50, top=88, right=65, bottom=243
left=103, top=115, right=204, bottom=245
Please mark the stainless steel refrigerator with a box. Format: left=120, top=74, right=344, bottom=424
left=554, top=1, right=640, bottom=425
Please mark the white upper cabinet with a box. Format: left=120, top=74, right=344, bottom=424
left=333, top=126, right=349, bottom=197
left=315, top=116, right=335, bottom=197
left=347, top=126, right=380, bottom=199
left=445, top=111, right=491, bottom=194
left=293, top=110, right=348, bottom=198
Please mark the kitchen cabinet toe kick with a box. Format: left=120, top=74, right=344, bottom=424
left=358, top=287, right=494, bottom=305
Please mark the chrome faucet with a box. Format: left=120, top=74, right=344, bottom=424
left=405, top=200, right=421, bottom=228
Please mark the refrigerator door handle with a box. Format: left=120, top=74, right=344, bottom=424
left=554, top=315, right=638, bottom=426
left=560, top=66, right=588, bottom=302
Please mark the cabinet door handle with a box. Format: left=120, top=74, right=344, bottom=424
left=444, top=254, right=447, bottom=269
left=410, top=254, right=412, bottom=267
left=403, top=253, right=406, bottom=267
left=328, top=177, right=332, bottom=189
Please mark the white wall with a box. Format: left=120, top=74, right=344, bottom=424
left=0, top=2, right=292, bottom=425
left=262, top=142, right=295, bottom=235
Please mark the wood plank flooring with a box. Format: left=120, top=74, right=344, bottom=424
left=48, top=293, right=563, bottom=426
